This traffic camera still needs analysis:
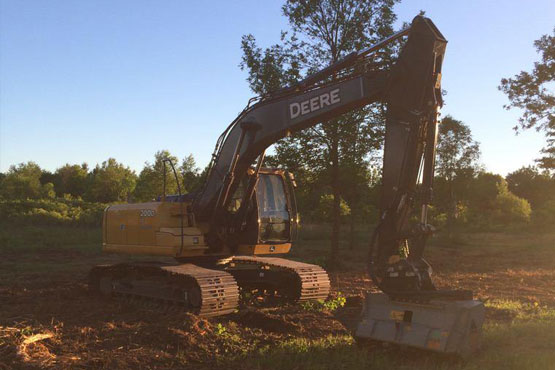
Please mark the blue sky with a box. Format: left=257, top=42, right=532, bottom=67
left=1, top=0, right=553, bottom=175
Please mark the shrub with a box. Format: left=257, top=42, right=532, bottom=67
left=490, top=188, right=532, bottom=225
left=0, top=198, right=107, bottom=227
left=300, top=293, right=346, bottom=312
left=467, top=176, right=532, bottom=230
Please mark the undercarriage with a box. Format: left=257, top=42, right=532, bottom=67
left=89, top=256, right=330, bottom=316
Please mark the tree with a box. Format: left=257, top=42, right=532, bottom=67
left=490, top=182, right=531, bottom=226
left=39, top=170, right=59, bottom=189
left=434, top=116, right=481, bottom=235
left=134, top=150, right=179, bottom=202
left=499, top=28, right=555, bottom=171
left=316, top=194, right=350, bottom=222
left=532, top=198, right=555, bottom=230
left=181, top=154, right=203, bottom=193
left=54, top=163, right=89, bottom=198
left=86, top=158, right=136, bottom=203
left=506, top=166, right=555, bottom=208
left=436, top=116, right=481, bottom=182
left=339, top=161, right=380, bottom=249
left=0, top=162, right=54, bottom=199
left=467, top=173, right=531, bottom=228
left=240, top=0, right=399, bottom=267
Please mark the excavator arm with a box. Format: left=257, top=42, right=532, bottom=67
left=192, top=66, right=389, bottom=221
left=192, top=16, right=450, bottom=299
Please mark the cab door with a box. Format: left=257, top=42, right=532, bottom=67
left=256, top=174, right=291, bottom=243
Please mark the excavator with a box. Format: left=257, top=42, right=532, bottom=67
left=90, top=16, right=484, bottom=355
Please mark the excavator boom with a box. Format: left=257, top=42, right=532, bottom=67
left=194, top=16, right=445, bottom=297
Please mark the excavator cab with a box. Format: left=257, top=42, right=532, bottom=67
left=255, top=170, right=298, bottom=244
left=228, top=168, right=298, bottom=252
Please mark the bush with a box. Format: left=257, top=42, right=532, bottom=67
left=490, top=189, right=532, bottom=225
left=300, top=293, right=346, bottom=312
left=467, top=176, right=532, bottom=230
left=0, top=198, right=107, bottom=227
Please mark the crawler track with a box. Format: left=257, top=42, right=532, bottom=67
left=228, top=256, right=331, bottom=302
left=89, top=257, right=329, bottom=316
left=89, top=262, right=239, bottom=317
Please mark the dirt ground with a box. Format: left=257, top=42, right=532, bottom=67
left=1, top=230, right=554, bottom=369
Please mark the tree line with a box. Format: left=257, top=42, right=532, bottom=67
left=1, top=114, right=554, bottom=232
left=0, top=150, right=203, bottom=204
left=266, top=115, right=555, bottom=236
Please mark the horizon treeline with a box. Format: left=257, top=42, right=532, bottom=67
left=0, top=150, right=205, bottom=204
left=1, top=125, right=555, bottom=232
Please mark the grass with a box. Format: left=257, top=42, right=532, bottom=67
left=0, top=223, right=101, bottom=253
left=243, top=336, right=374, bottom=370
left=239, top=302, right=555, bottom=370
left=300, top=293, right=347, bottom=312
left=0, top=223, right=104, bottom=288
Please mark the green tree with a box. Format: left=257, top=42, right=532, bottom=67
left=316, top=194, right=351, bottom=222
left=41, top=182, right=56, bottom=199
left=54, top=163, right=89, bottom=198
left=240, top=0, right=398, bottom=267
left=466, top=172, right=504, bottom=210
left=339, top=162, right=380, bottom=249
left=0, top=162, right=54, bottom=199
left=490, top=182, right=531, bottom=226
left=181, top=154, right=203, bottom=193
left=86, top=158, right=136, bottom=203
left=499, top=28, right=555, bottom=171
left=532, top=199, right=555, bottom=230
left=39, top=170, right=59, bottom=189
left=434, top=116, right=481, bottom=235
left=467, top=173, right=531, bottom=229
left=134, top=150, right=179, bottom=202
left=506, top=166, right=555, bottom=208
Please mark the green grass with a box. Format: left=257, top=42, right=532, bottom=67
left=238, top=302, right=555, bottom=370
left=0, top=223, right=101, bottom=253
left=243, top=336, right=376, bottom=370
left=479, top=302, right=555, bottom=370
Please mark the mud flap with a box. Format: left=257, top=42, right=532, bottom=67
left=355, top=293, right=484, bottom=356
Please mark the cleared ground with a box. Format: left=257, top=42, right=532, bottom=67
left=1, top=225, right=554, bottom=369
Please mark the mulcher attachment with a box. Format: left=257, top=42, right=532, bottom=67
left=355, top=293, right=484, bottom=356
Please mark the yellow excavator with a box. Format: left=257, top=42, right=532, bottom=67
left=90, top=16, right=484, bottom=355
